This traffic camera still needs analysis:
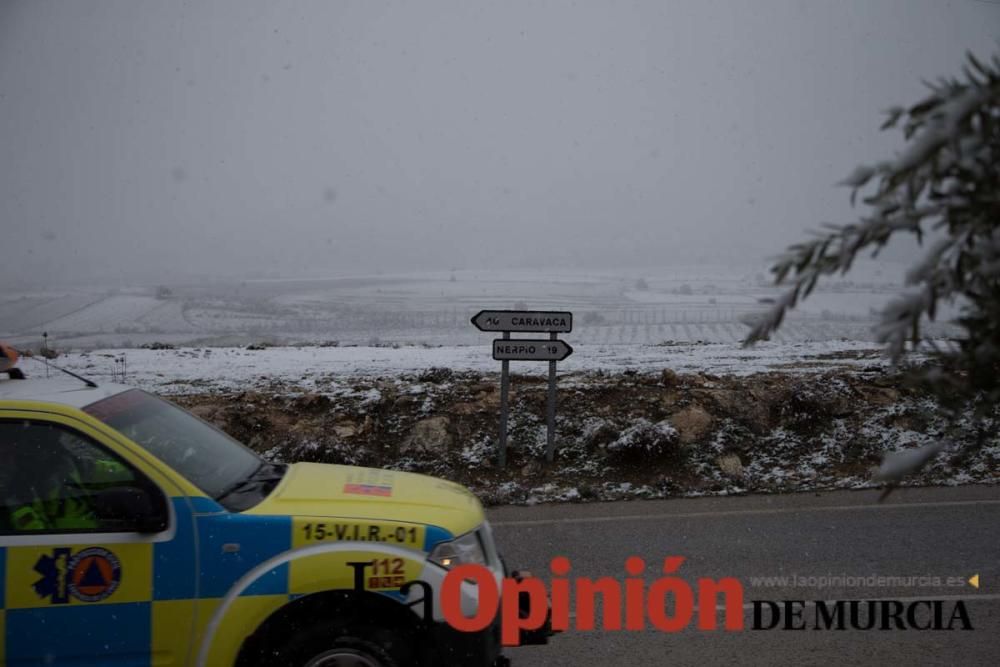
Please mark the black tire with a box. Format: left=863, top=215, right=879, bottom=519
left=268, top=622, right=412, bottom=667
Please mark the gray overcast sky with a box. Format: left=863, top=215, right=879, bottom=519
left=0, top=0, right=997, bottom=286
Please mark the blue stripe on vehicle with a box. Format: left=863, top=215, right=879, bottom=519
left=188, top=496, right=224, bottom=514
left=196, top=514, right=291, bottom=598
left=242, top=563, right=290, bottom=596
left=6, top=602, right=151, bottom=666
left=423, top=525, right=453, bottom=552
left=153, top=497, right=197, bottom=600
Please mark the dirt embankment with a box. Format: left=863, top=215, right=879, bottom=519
left=173, top=366, right=999, bottom=504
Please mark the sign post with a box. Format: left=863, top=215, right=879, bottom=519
left=546, top=332, right=557, bottom=463
left=472, top=310, right=573, bottom=466
left=498, top=332, right=510, bottom=468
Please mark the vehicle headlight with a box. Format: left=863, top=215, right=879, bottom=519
left=428, top=530, right=487, bottom=569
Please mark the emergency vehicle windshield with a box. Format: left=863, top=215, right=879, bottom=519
left=84, top=389, right=264, bottom=501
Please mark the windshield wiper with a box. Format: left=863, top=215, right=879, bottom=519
left=214, top=462, right=288, bottom=503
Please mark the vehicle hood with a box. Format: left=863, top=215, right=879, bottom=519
left=245, top=463, right=485, bottom=537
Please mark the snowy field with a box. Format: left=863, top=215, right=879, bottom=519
left=1, top=262, right=956, bottom=352
left=38, top=340, right=899, bottom=396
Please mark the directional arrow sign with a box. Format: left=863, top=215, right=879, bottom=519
left=472, top=310, right=572, bottom=333
left=493, top=338, right=573, bottom=361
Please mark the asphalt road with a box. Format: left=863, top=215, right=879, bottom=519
left=488, top=486, right=1000, bottom=667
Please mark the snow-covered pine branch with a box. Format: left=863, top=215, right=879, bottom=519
left=746, top=50, right=999, bottom=379
left=745, top=50, right=1000, bottom=487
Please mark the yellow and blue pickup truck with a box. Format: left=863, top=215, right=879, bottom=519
left=0, top=365, right=543, bottom=666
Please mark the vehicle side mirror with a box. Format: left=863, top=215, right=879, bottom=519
left=92, top=485, right=169, bottom=534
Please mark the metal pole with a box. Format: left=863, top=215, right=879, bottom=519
left=498, top=331, right=510, bottom=467
left=546, top=331, right=557, bottom=463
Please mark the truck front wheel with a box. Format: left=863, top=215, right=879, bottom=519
left=272, top=626, right=407, bottom=667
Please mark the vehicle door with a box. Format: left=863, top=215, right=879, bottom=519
left=0, top=412, right=197, bottom=666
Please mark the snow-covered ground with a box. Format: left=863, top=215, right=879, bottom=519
left=37, top=340, right=896, bottom=395
left=6, top=262, right=954, bottom=351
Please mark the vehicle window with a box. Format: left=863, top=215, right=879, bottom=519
left=0, top=420, right=160, bottom=534
left=84, top=389, right=262, bottom=500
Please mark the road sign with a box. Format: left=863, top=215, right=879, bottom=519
left=475, top=309, right=574, bottom=467
left=472, top=310, right=572, bottom=333
left=492, top=338, right=573, bottom=361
